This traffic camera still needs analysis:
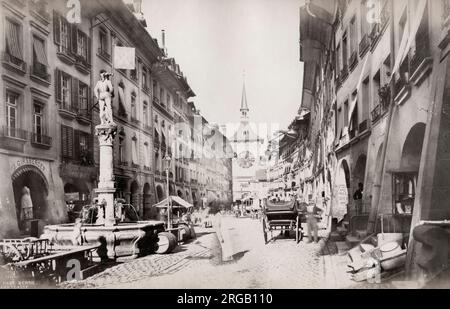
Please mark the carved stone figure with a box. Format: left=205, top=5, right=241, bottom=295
left=94, top=70, right=115, bottom=125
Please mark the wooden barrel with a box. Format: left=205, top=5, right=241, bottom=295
left=155, top=232, right=177, bottom=254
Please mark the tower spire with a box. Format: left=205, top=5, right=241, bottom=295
left=240, top=72, right=249, bottom=119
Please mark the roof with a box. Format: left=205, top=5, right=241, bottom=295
left=154, top=196, right=193, bottom=209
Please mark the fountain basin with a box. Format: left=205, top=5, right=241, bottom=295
left=41, top=221, right=165, bottom=261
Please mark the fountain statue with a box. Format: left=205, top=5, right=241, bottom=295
left=40, top=71, right=166, bottom=261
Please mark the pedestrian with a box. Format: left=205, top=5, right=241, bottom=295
left=20, top=187, right=34, bottom=232
left=306, top=199, right=324, bottom=244
left=353, top=182, right=364, bottom=216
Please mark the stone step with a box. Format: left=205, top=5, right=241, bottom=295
left=346, top=235, right=361, bottom=249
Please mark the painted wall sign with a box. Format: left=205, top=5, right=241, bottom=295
left=11, top=158, right=46, bottom=174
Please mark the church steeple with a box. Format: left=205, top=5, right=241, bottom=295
left=240, top=74, right=249, bottom=120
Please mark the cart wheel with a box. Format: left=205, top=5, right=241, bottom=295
left=262, top=218, right=268, bottom=244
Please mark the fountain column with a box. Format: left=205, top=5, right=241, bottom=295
left=94, top=124, right=118, bottom=227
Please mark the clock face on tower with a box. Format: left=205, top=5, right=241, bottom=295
left=238, top=151, right=255, bottom=169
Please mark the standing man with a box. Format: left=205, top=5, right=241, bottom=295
left=353, top=182, right=364, bottom=216
left=306, top=197, right=324, bottom=243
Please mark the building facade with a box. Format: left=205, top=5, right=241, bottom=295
left=0, top=0, right=233, bottom=238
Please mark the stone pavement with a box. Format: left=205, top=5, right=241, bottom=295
left=58, top=216, right=373, bottom=289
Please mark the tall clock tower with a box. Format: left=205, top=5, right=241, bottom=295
left=230, top=79, right=265, bottom=203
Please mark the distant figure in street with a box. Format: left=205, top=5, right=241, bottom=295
left=353, top=183, right=364, bottom=216
left=306, top=199, right=324, bottom=244
left=159, top=208, right=168, bottom=225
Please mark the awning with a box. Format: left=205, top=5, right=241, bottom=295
left=33, top=37, right=48, bottom=65
left=6, top=20, right=23, bottom=60
left=154, top=196, right=193, bottom=209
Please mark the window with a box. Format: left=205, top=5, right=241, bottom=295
left=119, top=137, right=125, bottom=163
left=32, top=36, right=48, bottom=78
left=167, top=94, right=171, bottom=108
left=373, top=70, right=381, bottom=108
left=79, top=82, right=89, bottom=112
left=344, top=101, right=349, bottom=127
left=143, top=101, right=149, bottom=126
left=99, top=27, right=109, bottom=56
left=33, top=104, right=43, bottom=142
left=362, top=77, right=370, bottom=120
left=5, top=19, right=23, bottom=66
left=62, top=72, right=72, bottom=110
left=144, top=143, right=150, bottom=168
left=54, top=12, right=70, bottom=54
left=130, top=58, right=138, bottom=80
left=132, top=136, right=138, bottom=165
left=342, top=34, right=348, bottom=69
left=142, top=68, right=148, bottom=89
left=6, top=91, right=19, bottom=137
left=153, top=80, right=157, bottom=99
left=76, top=30, right=88, bottom=60
left=131, top=92, right=137, bottom=119
left=117, top=82, right=127, bottom=116
left=160, top=88, right=165, bottom=106
left=61, top=125, right=74, bottom=159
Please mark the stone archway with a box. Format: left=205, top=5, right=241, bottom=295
left=143, top=183, right=153, bottom=219
left=334, top=160, right=351, bottom=223
left=156, top=185, right=165, bottom=202
left=353, top=154, right=367, bottom=192
left=12, top=166, right=49, bottom=230
left=401, top=123, right=426, bottom=172
left=130, top=180, right=140, bottom=213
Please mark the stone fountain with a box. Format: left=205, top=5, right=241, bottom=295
left=41, top=72, right=165, bottom=261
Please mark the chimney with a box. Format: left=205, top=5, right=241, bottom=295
left=161, top=30, right=167, bottom=55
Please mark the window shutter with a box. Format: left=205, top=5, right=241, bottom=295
left=68, top=126, right=74, bottom=158
left=72, top=77, right=79, bottom=111
left=87, top=36, right=92, bottom=64
left=61, top=125, right=67, bottom=158
left=55, top=69, right=62, bottom=103
left=53, top=11, right=61, bottom=46
left=74, top=130, right=80, bottom=161
left=87, top=86, right=92, bottom=111
left=71, top=25, right=78, bottom=55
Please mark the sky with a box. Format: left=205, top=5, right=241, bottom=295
left=142, top=0, right=304, bottom=136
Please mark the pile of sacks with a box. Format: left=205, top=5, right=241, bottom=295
left=347, top=233, right=407, bottom=282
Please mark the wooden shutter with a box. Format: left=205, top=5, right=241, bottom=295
left=53, top=11, right=61, bottom=46
left=72, top=77, right=79, bottom=111
left=67, top=126, right=74, bottom=159
left=61, top=125, right=67, bottom=158
left=74, top=130, right=80, bottom=160
left=55, top=69, right=62, bottom=103
left=87, top=36, right=92, bottom=64
left=71, top=25, right=78, bottom=55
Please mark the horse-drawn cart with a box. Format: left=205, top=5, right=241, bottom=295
left=262, top=199, right=305, bottom=244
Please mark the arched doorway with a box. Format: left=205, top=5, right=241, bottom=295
left=334, top=160, right=351, bottom=223
left=143, top=183, right=152, bottom=219
left=393, top=123, right=426, bottom=216
left=130, top=181, right=140, bottom=213
left=12, top=166, right=49, bottom=230
left=353, top=155, right=367, bottom=188
left=156, top=185, right=165, bottom=202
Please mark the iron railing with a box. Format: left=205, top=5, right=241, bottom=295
left=1, top=126, right=28, bottom=140
left=31, top=133, right=52, bottom=146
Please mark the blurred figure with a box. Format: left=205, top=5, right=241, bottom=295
left=20, top=187, right=33, bottom=232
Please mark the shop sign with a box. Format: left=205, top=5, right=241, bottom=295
left=11, top=158, right=46, bottom=174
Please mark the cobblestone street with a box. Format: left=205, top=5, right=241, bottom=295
left=61, top=216, right=362, bottom=289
